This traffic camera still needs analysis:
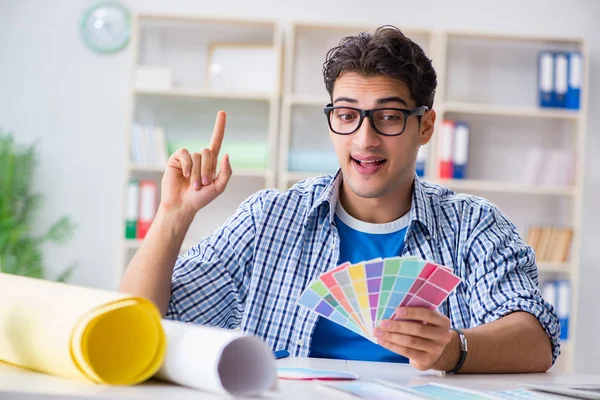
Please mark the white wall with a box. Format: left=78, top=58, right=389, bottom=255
left=1, top=0, right=598, bottom=372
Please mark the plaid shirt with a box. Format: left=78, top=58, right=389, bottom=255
left=166, top=172, right=561, bottom=363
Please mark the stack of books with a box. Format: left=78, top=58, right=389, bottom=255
left=526, top=225, right=573, bottom=263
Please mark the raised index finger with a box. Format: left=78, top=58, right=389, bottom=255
left=209, top=111, right=226, bottom=169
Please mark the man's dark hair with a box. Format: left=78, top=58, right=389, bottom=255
left=323, top=25, right=437, bottom=109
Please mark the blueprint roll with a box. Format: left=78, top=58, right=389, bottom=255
left=288, top=149, right=340, bottom=174
left=0, top=273, right=165, bottom=385
left=155, top=320, right=277, bottom=396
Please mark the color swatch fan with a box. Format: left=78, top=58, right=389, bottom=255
left=297, top=257, right=461, bottom=341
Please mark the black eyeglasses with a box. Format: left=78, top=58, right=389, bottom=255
left=324, top=104, right=428, bottom=136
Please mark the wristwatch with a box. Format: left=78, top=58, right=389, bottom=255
left=445, top=328, right=468, bottom=374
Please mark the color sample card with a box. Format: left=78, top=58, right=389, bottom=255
left=297, top=256, right=462, bottom=341
left=277, top=367, right=358, bottom=381
left=318, top=381, right=425, bottom=399
left=492, top=390, right=552, bottom=400
left=377, top=381, right=501, bottom=400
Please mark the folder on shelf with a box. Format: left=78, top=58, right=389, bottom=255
left=438, top=120, right=454, bottom=179
left=553, top=52, right=568, bottom=108
left=544, top=279, right=570, bottom=341
left=556, top=280, right=570, bottom=341
left=125, top=180, right=139, bottom=239
left=167, top=140, right=268, bottom=170
left=137, top=180, right=158, bottom=240
left=566, top=51, right=582, bottom=110
left=0, top=273, right=165, bottom=384
left=452, top=122, right=469, bottom=180
left=538, top=51, right=554, bottom=108
left=415, top=143, right=428, bottom=177
left=288, top=149, right=339, bottom=174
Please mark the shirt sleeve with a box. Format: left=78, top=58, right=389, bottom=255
left=464, top=203, right=561, bottom=364
left=164, top=190, right=270, bottom=329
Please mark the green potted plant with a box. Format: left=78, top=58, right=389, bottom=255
left=0, top=130, right=76, bottom=281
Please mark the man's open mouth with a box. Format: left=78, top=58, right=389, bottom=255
left=351, top=157, right=386, bottom=166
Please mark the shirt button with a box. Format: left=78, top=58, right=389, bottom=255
left=425, top=235, right=431, bottom=240
left=296, top=339, right=304, bottom=346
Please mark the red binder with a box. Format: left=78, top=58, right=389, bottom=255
left=137, top=180, right=158, bottom=239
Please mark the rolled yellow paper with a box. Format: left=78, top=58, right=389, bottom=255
left=0, top=273, right=165, bottom=385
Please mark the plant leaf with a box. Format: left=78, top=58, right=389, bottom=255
left=56, top=262, right=78, bottom=283
left=44, top=216, right=76, bottom=244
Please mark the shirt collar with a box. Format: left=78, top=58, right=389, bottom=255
left=307, top=169, right=342, bottom=224
left=307, top=171, right=436, bottom=240
left=409, top=174, right=437, bottom=240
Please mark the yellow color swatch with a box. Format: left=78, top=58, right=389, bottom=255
left=349, top=264, right=365, bottom=280
left=0, top=273, right=165, bottom=385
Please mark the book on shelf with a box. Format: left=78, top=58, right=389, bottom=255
left=131, top=123, right=169, bottom=167
left=521, top=148, right=575, bottom=186
left=526, top=225, right=573, bottom=263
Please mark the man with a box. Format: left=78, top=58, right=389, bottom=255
left=121, top=26, right=558, bottom=373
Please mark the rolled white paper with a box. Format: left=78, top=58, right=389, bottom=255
left=155, top=320, right=277, bottom=396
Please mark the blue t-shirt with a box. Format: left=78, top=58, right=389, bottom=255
left=309, top=201, right=410, bottom=363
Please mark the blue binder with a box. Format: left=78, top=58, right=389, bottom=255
left=452, top=122, right=469, bottom=179
left=566, top=51, right=582, bottom=110
left=415, top=144, right=427, bottom=177
left=556, top=280, right=570, bottom=341
left=553, top=52, right=568, bottom=108
left=538, top=51, right=554, bottom=108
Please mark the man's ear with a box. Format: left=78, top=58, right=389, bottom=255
left=419, top=108, right=436, bottom=145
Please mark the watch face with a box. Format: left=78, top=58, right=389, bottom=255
left=80, top=1, right=131, bottom=54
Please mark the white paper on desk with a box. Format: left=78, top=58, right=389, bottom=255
left=155, top=320, right=277, bottom=396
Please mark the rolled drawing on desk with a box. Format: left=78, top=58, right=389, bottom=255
left=0, top=273, right=166, bottom=385
left=155, top=320, right=277, bottom=396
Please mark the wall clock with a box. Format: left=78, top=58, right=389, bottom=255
left=80, top=2, right=131, bottom=54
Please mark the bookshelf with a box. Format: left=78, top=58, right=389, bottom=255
left=121, top=16, right=587, bottom=373
left=277, top=23, right=588, bottom=372
left=121, top=14, right=282, bottom=283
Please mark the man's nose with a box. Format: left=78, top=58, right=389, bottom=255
left=352, top=117, right=382, bottom=149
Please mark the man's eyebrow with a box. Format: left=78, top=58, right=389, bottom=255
left=332, top=96, right=409, bottom=107
left=332, top=96, right=357, bottom=103
left=376, top=96, right=408, bottom=107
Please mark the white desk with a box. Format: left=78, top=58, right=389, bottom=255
left=1, top=358, right=599, bottom=399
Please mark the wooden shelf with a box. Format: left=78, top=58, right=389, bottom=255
left=288, top=94, right=329, bottom=106
left=537, top=262, right=572, bottom=274
left=435, top=179, right=576, bottom=196
left=443, top=101, right=581, bottom=120
left=129, top=163, right=269, bottom=178
left=124, top=239, right=197, bottom=253
left=135, top=87, right=274, bottom=101
left=284, top=171, right=330, bottom=182
left=129, top=163, right=165, bottom=173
